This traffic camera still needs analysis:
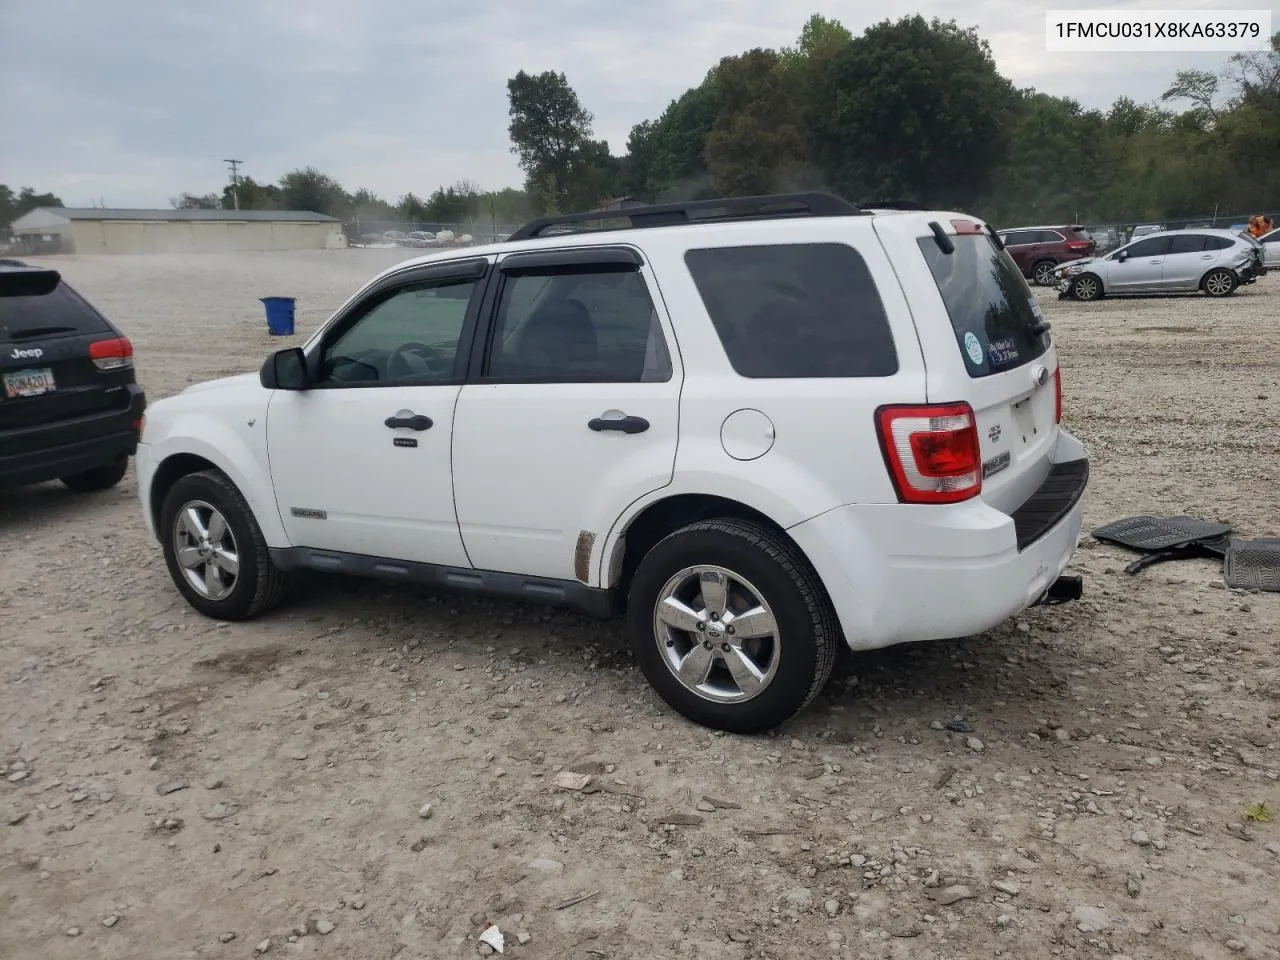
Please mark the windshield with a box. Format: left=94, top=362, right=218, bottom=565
left=916, top=233, right=1050, bottom=378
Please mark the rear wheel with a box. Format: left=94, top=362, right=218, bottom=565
left=159, top=469, right=290, bottom=620
left=1202, top=268, right=1237, bottom=298
left=1070, top=274, right=1102, bottom=302
left=1032, top=260, right=1058, bottom=286
left=627, top=519, right=840, bottom=734
left=61, top=457, right=128, bottom=492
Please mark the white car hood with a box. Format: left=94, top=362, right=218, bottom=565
left=180, top=372, right=259, bottom=395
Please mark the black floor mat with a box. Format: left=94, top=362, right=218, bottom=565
left=1092, top=516, right=1234, bottom=574
left=1224, top=539, right=1280, bottom=592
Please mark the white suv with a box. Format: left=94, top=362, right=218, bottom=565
left=136, top=193, right=1089, bottom=734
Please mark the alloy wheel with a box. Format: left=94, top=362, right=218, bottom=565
left=173, top=499, right=240, bottom=601
left=653, top=565, right=780, bottom=704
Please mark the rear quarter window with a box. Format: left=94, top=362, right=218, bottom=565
left=916, top=234, right=1050, bottom=378
left=683, top=243, right=898, bottom=379
left=0, top=278, right=113, bottom=343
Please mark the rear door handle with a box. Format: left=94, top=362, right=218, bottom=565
left=385, top=412, right=433, bottom=430
left=588, top=414, right=649, bottom=434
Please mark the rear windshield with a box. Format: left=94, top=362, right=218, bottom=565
left=916, top=234, right=1050, bottom=378
left=1069, top=226, right=1092, bottom=241
left=684, top=242, right=898, bottom=379
left=0, top=276, right=112, bottom=343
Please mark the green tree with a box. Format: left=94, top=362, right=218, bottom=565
left=807, top=15, right=1017, bottom=208
left=507, top=70, right=595, bottom=212
left=1, top=185, right=64, bottom=226
left=222, top=176, right=281, bottom=210
left=704, top=48, right=807, bottom=195
left=278, top=167, right=347, bottom=216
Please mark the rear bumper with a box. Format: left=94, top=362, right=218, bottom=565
left=0, top=385, right=145, bottom=488
left=789, top=428, right=1088, bottom=652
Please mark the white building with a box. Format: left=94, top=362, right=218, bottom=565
left=8, top=208, right=344, bottom=254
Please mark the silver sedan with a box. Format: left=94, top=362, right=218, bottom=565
left=1054, top=229, right=1263, bottom=301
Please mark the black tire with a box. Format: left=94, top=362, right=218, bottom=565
left=159, top=469, right=290, bottom=621
left=1070, top=273, right=1103, bottom=302
left=60, top=457, right=128, bottom=492
left=626, top=518, right=841, bottom=734
left=1201, top=267, right=1237, bottom=298
left=1032, top=260, right=1058, bottom=286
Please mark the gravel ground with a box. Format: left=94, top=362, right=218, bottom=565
left=2, top=251, right=1278, bottom=960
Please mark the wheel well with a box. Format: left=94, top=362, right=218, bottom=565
left=148, top=453, right=219, bottom=536
left=614, top=494, right=796, bottom=596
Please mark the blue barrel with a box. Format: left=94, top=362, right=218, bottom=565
left=260, top=296, right=296, bottom=336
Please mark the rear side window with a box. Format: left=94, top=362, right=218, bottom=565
left=1168, top=234, right=1207, bottom=254
left=0, top=276, right=112, bottom=343
left=916, top=234, right=1050, bottom=378
left=1203, top=236, right=1235, bottom=251
left=1036, top=230, right=1066, bottom=243
left=684, top=243, right=898, bottom=379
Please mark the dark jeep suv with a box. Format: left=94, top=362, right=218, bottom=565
left=997, top=225, right=1096, bottom=286
left=0, top=261, right=145, bottom=491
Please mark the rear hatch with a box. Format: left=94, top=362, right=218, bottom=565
left=880, top=217, right=1059, bottom=516
left=0, top=267, right=134, bottom=445
left=1065, top=225, right=1095, bottom=257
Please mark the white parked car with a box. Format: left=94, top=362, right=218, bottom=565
left=1054, top=229, right=1264, bottom=301
left=135, top=194, right=1089, bottom=733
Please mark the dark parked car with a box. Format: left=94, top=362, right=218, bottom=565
left=1, top=261, right=145, bottom=491
left=997, top=225, right=1096, bottom=286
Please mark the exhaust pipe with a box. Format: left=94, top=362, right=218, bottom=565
left=1035, top=574, right=1083, bottom=606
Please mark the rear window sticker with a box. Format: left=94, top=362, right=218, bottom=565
left=988, top=337, right=1019, bottom=366
left=963, top=331, right=984, bottom=365
left=1028, top=296, right=1048, bottom=324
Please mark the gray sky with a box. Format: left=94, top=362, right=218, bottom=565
left=0, top=0, right=1265, bottom=207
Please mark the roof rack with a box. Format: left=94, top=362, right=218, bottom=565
left=508, top=192, right=862, bottom=241
left=861, top=199, right=926, bottom=210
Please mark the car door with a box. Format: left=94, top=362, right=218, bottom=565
left=1000, top=231, right=1036, bottom=275
left=1162, top=233, right=1211, bottom=290
left=1107, top=236, right=1170, bottom=293
left=451, top=246, right=682, bottom=582
left=1261, top=230, right=1280, bottom=268
left=265, top=258, right=490, bottom=565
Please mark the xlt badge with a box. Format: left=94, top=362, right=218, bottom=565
left=982, top=451, right=1011, bottom=479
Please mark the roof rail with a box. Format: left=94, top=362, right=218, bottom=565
left=861, top=199, right=926, bottom=210
left=508, top=192, right=862, bottom=241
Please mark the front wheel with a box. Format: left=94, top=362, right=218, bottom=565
left=1202, top=268, right=1237, bottom=298
left=626, top=519, right=841, bottom=734
left=159, top=469, right=290, bottom=620
left=1071, top=274, right=1102, bottom=302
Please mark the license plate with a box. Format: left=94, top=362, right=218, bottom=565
left=2, top=367, right=57, bottom=398
left=1057, top=280, right=1070, bottom=291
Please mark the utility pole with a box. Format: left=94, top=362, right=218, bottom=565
left=223, top=159, right=244, bottom=210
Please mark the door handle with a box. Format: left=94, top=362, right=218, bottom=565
left=588, top=414, right=650, bottom=434
left=384, top=413, right=433, bottom=430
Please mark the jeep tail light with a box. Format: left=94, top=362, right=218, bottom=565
left=1066, top=241, right=1091, bottom=252
left=89, top=336, right=133, bottom=371
left=1053, top=368, right=1062, bottom=423
left=876, top=403, right=982, bottom=504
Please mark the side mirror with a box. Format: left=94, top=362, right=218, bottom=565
left=1115, top=251, right=1128, bottom=262
left=260, top=347, right=310, bottom=390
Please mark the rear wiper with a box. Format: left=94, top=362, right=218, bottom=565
left=9, top=325, right=76, bottom=339
left=1030, top=320, right=1052, bottom=335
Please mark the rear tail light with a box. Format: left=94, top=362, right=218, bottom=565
left=876, top=403, right=982, bottom=504
left=89, top=336, right=133, bottom=371
left=1053, top=368, right=1062, bottom=423
left=1066, top=241, right=1091, bottom=252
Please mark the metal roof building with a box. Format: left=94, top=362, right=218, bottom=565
left=8, top=207, right=344, bottom=255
